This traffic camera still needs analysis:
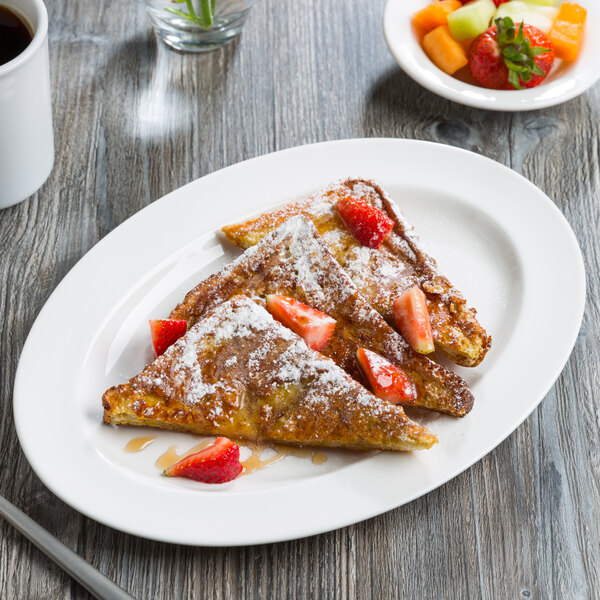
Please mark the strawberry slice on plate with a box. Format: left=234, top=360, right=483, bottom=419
left=149, top=319, right=187, bottom=356
left=336, top=196, right=394, bottom=249
left=356, top=348, right=417, bottom=405
left=393, top=287, right=435, bottom=354
left=468, top=17, right=555, bottom=90
left=265, top=295, right=336, bottom=351
left=164, top=437, right=243, bottom=484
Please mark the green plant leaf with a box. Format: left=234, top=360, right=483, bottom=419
left=198, top=0, right=214, bottom=28
left=164, top=6, right=202, bottom=24
left=163, top=0, right=216, bottom=29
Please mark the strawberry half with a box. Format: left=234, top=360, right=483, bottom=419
left=164, top=437, right=243, bottom=484
left=265, top=295, right=336, bottom=351
left=468, top=17, right=554, bottom=90
left=356, top=348, right=417, bottom=405
left=337, top=196, right=394, bottom=249
left=149, top=319, right=187, bottom=356
left=392, top=287, right=435, bottom=354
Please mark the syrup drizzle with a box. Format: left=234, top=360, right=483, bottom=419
left=123, top=436, right=156, bottom=453
left=155, top=440, right=213, bottom=470
left=124, top=436, right=328, bottom=474
left=241, top=443, right=287, bottom=474
left=312, top=452, right=328, bottom=465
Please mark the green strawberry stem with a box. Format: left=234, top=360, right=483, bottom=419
left=495, top=17, right=550, bottom=90
left=164, top=0, right=215, bottom=29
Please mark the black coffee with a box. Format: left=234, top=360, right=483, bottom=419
left=0, top=5, right=33, bottom=66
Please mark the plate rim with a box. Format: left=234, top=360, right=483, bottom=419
left=13, top=138, right=586, bottom=546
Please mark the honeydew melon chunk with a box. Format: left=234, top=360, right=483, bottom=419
left=447, top=0, right=496, bottom=41
left=494, top=1, right=559, bottom=33
left=523, top=0, right=558, bottom=6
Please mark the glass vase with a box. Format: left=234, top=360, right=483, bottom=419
left=145, top=0, right=256, bottom=52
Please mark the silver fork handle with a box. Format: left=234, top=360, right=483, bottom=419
left=0, top=494, right=135, bottom=600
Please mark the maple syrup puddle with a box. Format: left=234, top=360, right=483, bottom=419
left=240, top=443, right=323, bottom=474
left=124, top=435, right=328, bottom=474
left=155, top=440, right=214, bottom=470
left=123, top=436, right=156, bottom=453
left=241, top=443, right=329, bottom=474
left=312, top=452, right=328, bottom=465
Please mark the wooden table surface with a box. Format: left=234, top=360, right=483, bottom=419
left=1, top=0, right=599, bottom=598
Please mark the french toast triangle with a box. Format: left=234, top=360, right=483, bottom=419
left=103, top=296, right=437, bottom=452
left=170, top=216, right=474, bottom=417
left=221, top=178, right=492, bottom=368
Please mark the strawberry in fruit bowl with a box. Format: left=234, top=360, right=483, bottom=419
left=468, top=17, right=555, bottom=89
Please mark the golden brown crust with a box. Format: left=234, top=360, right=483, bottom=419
left=171, top=217, right=474, bottom=417
left=222, top=178, right=491, bottom=367
left=103, top=296, right=437, bottom=452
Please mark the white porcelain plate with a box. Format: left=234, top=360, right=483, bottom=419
left=14, top=139, right=585, bottom=546
left=383, top=0, right=600, bottom=111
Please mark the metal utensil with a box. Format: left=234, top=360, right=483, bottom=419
left=0, top=494, right=135, bottom=600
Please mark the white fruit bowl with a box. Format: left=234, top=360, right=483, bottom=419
left=383, top=0, right=600, bottom=111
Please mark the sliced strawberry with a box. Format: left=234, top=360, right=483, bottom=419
left=393, top=287, right=435, bottom=354
left=265, top=295, right=336, bottom=351
left=164, top=437, right=243, bottom=484
left=356, top=348, right=417, bottom=405
left=149, top=319, right=187, bottom=356
left=336, top=196, right=394, bottom=249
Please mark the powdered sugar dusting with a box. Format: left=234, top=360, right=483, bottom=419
left=319, top=224, right=414, bottom=307
left=271, top=216, right=356, bottom=306
left=136, top=299, right=294, bottom=405
left=134, top=296, right=393, bottom=420
left=307, top=191, right=336, bottom=218
left=302, top=178, right=385, bottom=218
left=163, top=183, right=474, bottom=418
left=236, top=178, right=415, bottom=310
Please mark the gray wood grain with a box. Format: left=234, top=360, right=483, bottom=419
left=0, top=0, right=598, bottom=598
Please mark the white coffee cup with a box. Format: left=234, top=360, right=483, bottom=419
left=0, top=0, right=53, bottom=209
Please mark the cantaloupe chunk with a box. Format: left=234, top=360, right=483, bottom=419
left=413, top=1, right=463, bottom=39
left=422, top=25, right=469, bottom=75
left=549, top=2, right=587, bottom=62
